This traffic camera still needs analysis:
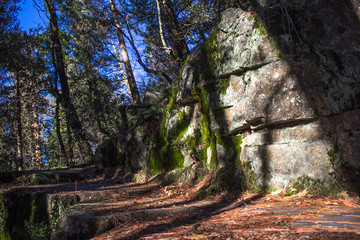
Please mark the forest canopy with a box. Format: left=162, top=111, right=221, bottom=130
left=0, top=0, right=239, bottom=171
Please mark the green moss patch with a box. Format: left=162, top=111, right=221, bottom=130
left=218, top=77, right=231, bottom=95
left=0, top=194, right=11, bottom=240
left=204, top=27, right=219, bottom=75
left=240, top=160, right=262, bottom=192
left=285, top=176, right=342, bottom=196
left=174, top=110, right=192, bottom=141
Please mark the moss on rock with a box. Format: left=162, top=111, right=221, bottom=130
left=285, top=176, right=342, bottom=196
left=204, top=27, right=219, bottom=75
left=0, top=193, right=11, bottom=240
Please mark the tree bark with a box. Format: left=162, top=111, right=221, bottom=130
left=156, top=0, right=172, bottom=56
left=55, top=97, right=67, bottom=165
left=161, top=0, right=190, bottom=60
left=66, top=121, right=75, bottom=166
left=124, top=21, right=174, bottom=84
left=31, top=99, right=42, bottom=169
left=15, top=77, right=23, bottom=170
left=45, top=0, right=93, bottom=163
left=84, top=62, right=110, bottom=140
left=110, top=0, right=141, bottom=105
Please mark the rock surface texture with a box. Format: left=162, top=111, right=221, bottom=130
left=93, top=1, right=360, bottom=191
left=168, top=1, right=360, bottom=189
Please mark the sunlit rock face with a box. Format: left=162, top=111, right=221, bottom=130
left=174, top=1, right=360, bottom=188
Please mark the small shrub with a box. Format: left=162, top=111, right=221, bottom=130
left=25, top=221, right=51, bottom=240
left=289, top=176, right=341, bottom=196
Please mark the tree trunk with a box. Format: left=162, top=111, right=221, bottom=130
left=15, top=78, right=23, bottom=170
left=161, top=0, right=190, bottom=60
left=110, top=0, right=141, bottom=105
left=155, top=0, right=172, bottom=56
left=55, top=98, right=67, bottom=165
left=31, top=99, right=42, bottom=169
left=45, top=0, right=93, bottom=163
left=85, top=62, right=110, bottom=140
left=66, top=121, right=75, bottom=166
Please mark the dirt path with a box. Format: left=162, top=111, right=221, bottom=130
left=87, top=184, right=360, bottom=240
left=50, top=178, right=360, bottom=240
left=2, top=169, right=360, bottom=239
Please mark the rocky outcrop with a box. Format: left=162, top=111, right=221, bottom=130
left=0, top=167, right=106, bottom=240
left=0, top=190, right=80, bottom=240
left=162, top=1, right=360, bottom=190
left=2, top=3, right=360, bottom=239
left=93, top=1, right=360, bottom=191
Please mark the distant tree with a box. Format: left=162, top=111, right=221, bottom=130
left=110, top=0, right=142, bottom=105
left=1, top=29, right=49, bottom=170
left=0, top=0, right=21, bottom=69
left=44, top=0, right=93, bottom=164
left=0, top=1, right=47, bottom=170
left=0, top=0, right=236, bottom=171
left=126, top=0, right=220, bottom=82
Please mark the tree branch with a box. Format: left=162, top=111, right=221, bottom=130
left=123, top=19, right=173, bottom=85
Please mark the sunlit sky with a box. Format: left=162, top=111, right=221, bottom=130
left=18, top=0, right=44, bottom=30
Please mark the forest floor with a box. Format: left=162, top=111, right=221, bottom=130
left=2, top=167, right=360, bottom=239
left=87, top=179, right=360, bottom=240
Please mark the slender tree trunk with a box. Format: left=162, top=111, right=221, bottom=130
left=15, top=78, right=23, bottom=170
left=45, top=0, right=93, bottom=163
left=49, top=32, right=67, bottom=166
left=111, top=40, right=132, bottom=96
left=66, top=121, right=75, bottom=166
left=161, top=0, right=190, bottom=60
left=124, top=21, right=174, bottom=84
left=31, top=100, right=42, bottom=169
left=155, top=0, right=172, bottom=56
left=84, top=62, right=110, bottom=140
left=55, top=98, right=67, bottom=165
left=110, top=0, right=141, bottom=105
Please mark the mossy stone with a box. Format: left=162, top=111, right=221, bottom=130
left=0, top=193, right=11, bottom=240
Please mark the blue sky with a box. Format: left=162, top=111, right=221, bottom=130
left=18, top=0, right=44, bottom=30
left=16, top=0, right=149, bottom=87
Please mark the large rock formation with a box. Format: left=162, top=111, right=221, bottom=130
left=2, top=2, right=360, bottom=239
left=154, top=0, right=360, bottom=190
left=96, top=0, right=360, bottom=192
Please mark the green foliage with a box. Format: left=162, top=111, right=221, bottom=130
left=249, top=15, right=266, bottom=37
left=155, top=142, right=184, bottom=172
left=130, top=105, right=164, bottom=125
left=148, top=149, right=164, bottom=175
left=0, top=0, right=239, bottom=172
left=195, top=88, right=217, bottom=169
left=198, top=169, right=230, bottom=199
left=218, top=77, right=231, bottom=95
left=0, top=231, right=11, bottom=240
left=0, top=194, right=11, bottom=240
left=48, top=195, right=78, bottom=231
left=162, top=166, right=196, bottom=185
left=99, top=140, right=126, bottom=167
left=127, top=0, right=220, bottom=82
left=204, top=27, right=219, bottom=75
left=328, top=148, right=340, bottom=167
left=25, top=221, right=51, bottom=240
left=13, top=174, right=44, bottom=185
left=159, top=86, right=178, bottom=145
left=23, top=194, right=51, bottom=240
left=232, top=136, right=242, bottom=160
left=240, top=161, right=261, bottom=192
left=286, top=176, right=342, bottom=196
left=147, top=84, right=186, bottom=174
left=174, top=110, right=191, bottom=141
left=198, top=181, right=222, bottom=199
left=266, top=186, right=280, bottom=194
